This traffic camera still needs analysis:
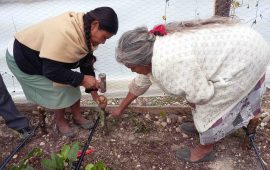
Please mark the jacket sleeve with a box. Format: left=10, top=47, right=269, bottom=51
left=128, top=74, right=152, bottom=96
left=79, top=53, right=98, bottom=93
left=41, top=58, right=84, bottom=87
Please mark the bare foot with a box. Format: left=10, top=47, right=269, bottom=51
left=56, top=121, right=72, bottom=134
left=73, top=115, right=90, bottom=125
left=189, top=144, right=214, bottom=162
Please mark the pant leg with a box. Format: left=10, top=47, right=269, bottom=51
left=0, top=74, right=29, bottom=130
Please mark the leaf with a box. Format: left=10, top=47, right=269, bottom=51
left=60, top=144, right=71, bottom=160
left=52, top=154, right=65, bottom=169
left=85, top=164, right=95, bottom=170
left=27, top=148, right=43, bottom=158
left=41, top=158, right=57, bottom=170
left=41, top=154, right=64, bottom=170
left=67, top=142, right=80, bottom=163
left=96, top=161, right=105, bottom=170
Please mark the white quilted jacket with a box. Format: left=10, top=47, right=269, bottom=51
left=129, top=25, right=270, bottom=132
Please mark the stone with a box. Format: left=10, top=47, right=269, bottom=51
left=161, top=122, right=167, bottom=127
left=262, top=115, right=270, bottom=123
left=175, top=127, right=181, bottom=132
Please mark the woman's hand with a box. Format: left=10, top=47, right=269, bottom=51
left=97, top=95, right=107, bottom=109
left=81, top=75, right=99, bottom=89
left=110, top=107, right=124, bottom=117
left=90, top=91, right=107, bottom=108
left=109, top=92, right=138, bottom=117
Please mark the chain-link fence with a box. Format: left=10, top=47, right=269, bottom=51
left=0, top=0, right=269, bottom=101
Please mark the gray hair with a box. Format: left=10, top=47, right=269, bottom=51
left=116, top=17, right=238, bottom=66
left=116, top=27, right=155, bottom=66
left=166, top=16, right=238, bottom=34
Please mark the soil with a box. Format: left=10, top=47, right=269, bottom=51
left=1, top=91, right=270, bottom=170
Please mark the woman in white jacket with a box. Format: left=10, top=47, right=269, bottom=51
left=111, top=17, right=270, bottom=162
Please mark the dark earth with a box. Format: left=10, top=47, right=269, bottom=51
left=1, top=90, right=270, bottom=170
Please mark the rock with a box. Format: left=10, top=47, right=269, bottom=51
left=83, top=111, right=89, bottom=115
left=161, top=122, right=167, bottom=127
left=171, top=144, right=181, bottom=151
left=12, top=154, right=18, bottom=159
left=166, top=117, right=172, bottom=124
left=136, top=164, right=141, bottom=168
left=120, top=158, right=129, bottom=163
left=167, top=114, right=178, bottom=124
left=182, top=133, right=188, bottom=138
left=154, top=121, right=160, bottom=126
left=261, top=122, right=267, bottom=127
left=262, top=115, right=270, bottom=123
left=145, top=114, right=151, bottom=119
left=220, top=144, right=226, bottom=150
left=128, top=135, right=135, bottom=141
left=40, top=142, right=45, bottom=146
left=175, top=127, right=181, bottom=132
left=260, top=112, right=270, bottom=118
left=177, top=116, right=183, bottom=123
left=32, top=110, right=39, bottom=114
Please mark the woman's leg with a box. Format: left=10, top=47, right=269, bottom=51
left=54, top=108, right=71, bottom=133
left=70, top=99, right=89, bottom=124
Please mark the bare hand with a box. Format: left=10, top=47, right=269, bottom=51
left=110, top=107, right=123, bottom=117
left=81, top=75, right=99, bottom=89
left=97, top=95, right=107, bottom=109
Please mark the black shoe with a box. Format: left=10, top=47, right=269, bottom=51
left=17, top=127, right=33, bottom=139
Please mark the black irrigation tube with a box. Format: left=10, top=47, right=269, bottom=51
left=0, top=125, right=39, bottom=170
left=74, top=116, right=100, bottom=170
left=242, top=127, right=267, bottom=170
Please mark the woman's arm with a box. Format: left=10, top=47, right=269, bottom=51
left=42, top=58, right=84, bottom=87
left=111, top=92, right=138, bottom=116
left=42, top=58, right=98, bottom=89
left=111, top=74, right=152, bottom=116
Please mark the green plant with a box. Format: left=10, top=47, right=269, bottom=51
left=131, top=117, right=152, bottom=133
left=85, top=161, right=113, bottom=170
left=41, top=142, right=80, bottom=170
left=11, top=148, right=43, bottom=170
left=159, top=110, right=166, bottom=118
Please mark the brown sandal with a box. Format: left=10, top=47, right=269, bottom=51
left=175, top=148, right=214, bottom=163
left=74, top=120, right=94, bottom=130
left=56, top=124, right=76, bottom=137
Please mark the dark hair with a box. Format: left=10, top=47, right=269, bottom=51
left=83, top=6, right=118, bottom=51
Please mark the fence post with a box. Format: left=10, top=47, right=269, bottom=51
left=214, top=0, right=232, bottom=17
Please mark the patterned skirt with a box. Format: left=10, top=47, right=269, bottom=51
left=200, top=75, right=265, bottom=145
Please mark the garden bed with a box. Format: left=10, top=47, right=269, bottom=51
left=1, top=94, right=270, bottom=170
